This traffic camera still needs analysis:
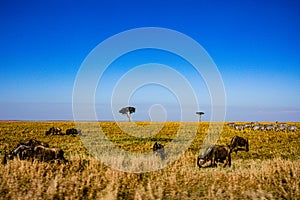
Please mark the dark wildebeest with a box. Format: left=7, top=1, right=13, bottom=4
left=33, top=145, right=67, bottom=163
left=197, top=145, right=232, bottom=168
left=45, top=127, right=62, bottom=135
left=230, top=136, right=249, bottom=153
left=2, top=139, right=50, bottom=165
left=66, top=128, right=82, bottom=136
left=7, top=145, right=34, bottom=161
left=153, top=142, right=165, bottom=160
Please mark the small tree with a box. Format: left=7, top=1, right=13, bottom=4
left=196, top=111, right=205, bottom=122
left=119, top=106, right=136, bottom=122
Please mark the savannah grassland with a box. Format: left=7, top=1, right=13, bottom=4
left=0, top=121, right=299, bottom=200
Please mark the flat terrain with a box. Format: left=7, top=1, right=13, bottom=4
left=0, top=121, right=299, bottom=199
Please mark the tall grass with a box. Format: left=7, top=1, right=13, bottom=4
left=0, top=121, right=299, bottom=199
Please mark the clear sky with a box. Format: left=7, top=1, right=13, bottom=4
left=0, top=0, right=299, bottom=122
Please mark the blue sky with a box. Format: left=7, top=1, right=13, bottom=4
left=0, top=0, right=299, bottom=121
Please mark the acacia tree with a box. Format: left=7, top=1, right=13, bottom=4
left=119, top=106, right=136, bottom=122
left=196, top=111, right=205, bottom=122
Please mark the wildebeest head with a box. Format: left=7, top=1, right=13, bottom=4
left=197, top=145, right=214, bottom=168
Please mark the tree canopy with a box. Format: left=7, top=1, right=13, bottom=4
left=119, top=106, right=136, bottom=122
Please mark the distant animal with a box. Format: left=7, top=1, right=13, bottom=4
left=252, top=125, right=261, bottom=131
left=287, top=125, right=298, bottom=132
left=7, top=145, right=34, bottom=161
left=45, top=127, right=62, bottom=135
left=275, top=123, right=288, bottom=132
left=230, top=136, right=249, bottom=153
left=234, top=125, right=244, bottom=131
left=66, top=128, right=82, bottom=136
left=244, top=123, right=253, bottom=128
left=264, top=124, right=275, bottom=131
left=33, top=145, right=67, bottom=163
left=153, top=142, right=165, bottom=160
left=197, top=145, right=232, bottom=168
left=226, top=123, right=235, bottom=127
left=2, top=139, right=64, bottom=165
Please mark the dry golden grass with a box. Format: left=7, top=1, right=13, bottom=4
left=0, top=121, right=299, bottom=199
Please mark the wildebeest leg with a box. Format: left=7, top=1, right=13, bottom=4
left=234, top=148, right=238, bottom=154
left=246, top=139, right=249, bottom=152
left=223, top=154, right=231, bottom=167
left=211, top=156, right=217, bottom=167
left=2, top=153, right=7, bottom=165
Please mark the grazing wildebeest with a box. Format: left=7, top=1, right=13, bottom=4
left=153, top=142, right=165, bottom=160
left=288, top=125, right=298, bottom=132
left=2, top=139, right=57, bottom=165
left=7, top=145, right=34, bottom=161
left=66, top=128, right=82, bottom=136
left=230, top=136, right=249, bottom=153
left=197, top=145, right=232, bottom=168
left=33, top=145, right=67, bottom=163
left=45, top=127, right=62, bottom=135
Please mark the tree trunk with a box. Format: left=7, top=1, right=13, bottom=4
left=126, top=113, right=131, bottom=122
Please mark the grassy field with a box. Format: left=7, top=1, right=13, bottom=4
left=0, top=121, right=299, bottom=199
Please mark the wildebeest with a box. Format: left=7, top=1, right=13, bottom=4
left=66, top=128, right=82, bottom=136
left=45, top=127, right=62, bottom=135
left=2, top=139, right=66, bottom=164
left=197, top=145, right=232, bottom=168
left=33, top=145, right=67, bottom=163
left=7, top=145, right=34, bottom=161
left=3, top=139, right=49, bottom=163
left=230, top=136, right=249, bottom=153
left=153, top=142, right=165, bottom=160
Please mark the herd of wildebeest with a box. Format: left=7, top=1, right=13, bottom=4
left=1, top=122, right=298, bottom=168
left=1, top=127, right=82, bottom=165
